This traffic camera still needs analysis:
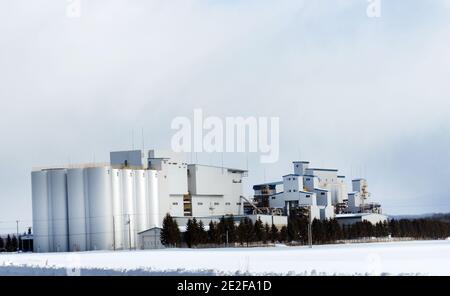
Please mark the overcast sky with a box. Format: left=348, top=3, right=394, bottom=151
left=1, top=0, right=450, bottom=233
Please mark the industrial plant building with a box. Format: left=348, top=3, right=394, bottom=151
left=31, top=151, right=387, bottom=253
left=252, top=161, right=386, bottom=223
left=31, top=150, right=247, bottom=252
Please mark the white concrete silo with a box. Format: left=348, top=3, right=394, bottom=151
left=148, top=170, right=160, bottom=228
left=122, top=169, right=136, bottom=249
left=86, top=167, right=114, bottom=251
left=135, top=170, right=148, bottom=232
left=111, top=168, right=124, bottom=250
left=31, top=170, right=51, bottom=253
left=67, top=168, right=87, bottom=251
left=48, top=169, right=69, bottom=252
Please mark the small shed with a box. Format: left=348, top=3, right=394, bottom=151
left=137, top=227, right=164, bottom=249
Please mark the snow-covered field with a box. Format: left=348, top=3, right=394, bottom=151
left=1, top=240, right=450, bottom=276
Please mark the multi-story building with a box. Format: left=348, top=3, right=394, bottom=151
left=253, top=161, right=384, bottom=221
left=31, top=149, right=247, bottom=252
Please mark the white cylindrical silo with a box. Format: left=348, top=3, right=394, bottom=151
left=67, top=168, right=87, bottom=251
left=122, top=169, right=136, bottom=249
left=135, top=170, right=148, bottom=233
left=148, top=170, right=160, bottom=228
left=48, top=169, right=69, bottom=252
left=31, top=171, right=50, bottom=253
left=111, top=168, right=124, bottom=250
left=86, top=167, right=114, bottom=251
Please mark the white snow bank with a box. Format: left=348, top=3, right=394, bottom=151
left=1, top=240, right=449, bottom=276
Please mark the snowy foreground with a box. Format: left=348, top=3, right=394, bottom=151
left=2, top=240, right=450, bottom=276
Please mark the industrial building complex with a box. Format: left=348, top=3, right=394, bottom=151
left=252, top=161, right=386, bottom=225
left=31, top=150, right=387, bottom=252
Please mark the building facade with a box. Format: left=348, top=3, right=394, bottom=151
left=31, top=150, right=247, bottom=252
left=253, top=161, right=385, bottom=222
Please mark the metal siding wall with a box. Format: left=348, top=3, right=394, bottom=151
left=148, top=170, right=160, bottom=228
left=111, top=169, right=124, bottom=250
left=122, top=169, right=136, bottom=249
left=49, top=169, right=69, bottom=252
left=67, top=169, right=87, bottom=251
left=87, top=167, right=113, bottom=250
left=135, top=170, right=148, bottom=233
left=31, top=171, right=50, bottom=253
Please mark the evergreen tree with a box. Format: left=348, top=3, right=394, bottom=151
left=6, top=235, right=12, bottom=252
left=160, top=214, right=181, bottom=247
left=237, top=219, right=248, bottom=246
left=217, top=216, right=237, bottom=245
left=198, top=221, right=208, bottom=245
left=270, top=224, right=279, bottom=243
left=279, top=226, right=288, bottom=242
left=263, top=223, right=270, bottom=244
left=225, top=216, right=237, bottom=243
left=207, top=221, right=220, bottom=244
left=0, top=236, right=4, bottom=250
left=184, top=219, right=194, bottom=247
left=253, top=218, right=264, bottom=242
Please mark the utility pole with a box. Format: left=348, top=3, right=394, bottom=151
left=16, top=220, right=19, bottom=252
left=127, top=214, right=132, bottom=251
left=308, top=207, right=312, bottom=248
left=112, top=216, right=116, bottom=251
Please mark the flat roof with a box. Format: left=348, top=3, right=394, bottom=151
left=308, top=168, right=339, bottom=172
left=187, top=163, right=248, bottom=173
left=283, top=174, right=301, bottom=177
left=314, top=188, right=329, bottom=192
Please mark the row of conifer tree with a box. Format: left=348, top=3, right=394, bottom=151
left=160, top=209, right=450, bottom=248
left=0, top=235, right=19, bottom=252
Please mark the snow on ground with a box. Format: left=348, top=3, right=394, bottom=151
left=1, top=240, right=450, bottom=276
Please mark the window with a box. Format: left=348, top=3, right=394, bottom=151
left=214, top=202, right=220, bottom=206
left=293, top=177, right=296, bottom=180
left=288, top=178, right=291, bottom=181
left=306, top=178, right=311, bottom=181
left=293, top=189, right=297, bottom=192
left=225, top=202, right=231, bottom=206
left=198, top=202, right=203, bottom=205
left=172, top=202, right=178, bottom=205
left=321, top=192, right=325, bottom=196
left=236, top=202, right=242, bottom=205
left=288, top=190, right=292, bottom=192
left=306, top=195, right=311, bottom=198
left=271, top=197, right=276, bottom=200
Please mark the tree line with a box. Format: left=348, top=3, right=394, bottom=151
left=0, top=235, right=19, bottom=252
left=160, top=211, right=450, bottom=248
